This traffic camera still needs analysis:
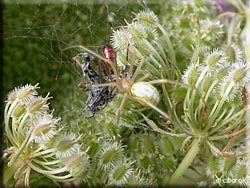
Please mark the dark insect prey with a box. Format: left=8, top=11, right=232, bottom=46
left=73, top=45, right=117, bottom=118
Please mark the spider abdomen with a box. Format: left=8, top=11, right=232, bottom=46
left=131, top=82, right=160, bottom=106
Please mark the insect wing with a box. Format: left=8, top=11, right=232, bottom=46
left=82, top=86, right=116, bottom=118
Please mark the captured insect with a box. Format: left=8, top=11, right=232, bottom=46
left=66, top=43, right=173, bottom=124
left=73, top=45, right=117, bottom=118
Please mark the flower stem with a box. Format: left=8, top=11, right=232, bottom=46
left=168, top=138, right=200, bottom=184
left=5, top=100, right=19, bottom=146
left=156, top=23, right=176, bottom=64
left=4, top=156, right=24, bottom=185
left=245, top=83, right=250, bottom=182
left=8, top=127, right=33, bottom=166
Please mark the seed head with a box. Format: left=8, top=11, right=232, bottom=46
left=134, top=9, right=159, bottom=28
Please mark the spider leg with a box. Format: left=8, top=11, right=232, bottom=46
left=137, top=72, right=151, bottom=81
left=116, top=93, right=128, bottom=125
left=127, top=45, right=137, bottom=78
left=133, top=96, right=171, bottom=120
left=96, top=58, right=111, bottom=83
left=125, top=44, right=133, bottom=78
left=78, top=82, right=92, bottom=91
left=121, top=44, right=136, bottom=79
left=147, top=79, right=198, bottom=90
left=65, top=45, right=119, bottom=81
left=130, top=46, right=145, bottom=79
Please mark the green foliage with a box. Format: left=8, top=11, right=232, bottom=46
left=3, top=0, right=250, bottom=187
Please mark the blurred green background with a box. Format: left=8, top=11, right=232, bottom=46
left=3, top=1, right=163, bottom=115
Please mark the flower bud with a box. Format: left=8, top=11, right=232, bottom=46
left=7, top=83, right=39, bottom=103
left=111, top=29, right=132, bottom=51
left=134, top=9, right=158, bottom=28
left=205, top=49, right=226, bottom=70
left=65, top=152, right=89, bottom=179
left=229, top=62, right=250, bottom=86
left=12, top=104, right=26, bottom=118
left=54, top=133, right=82, bottom=158
left=225, top=44, right=242, bottom=63
left=32, top=115, right=58, bottom=144
left=127, top=22, right=147, bottom=45
left=109, top=160, right=134, bottom=184
left=26, top=95, right=50, bottom=115
left=183, top=64, right=201, bottom=85
left=17, top=85, right=37, bottom=100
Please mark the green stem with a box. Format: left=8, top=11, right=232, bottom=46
left=28, top=163, right=74, bottom=181
left=8, top=127, right=33, bottom=167
left=168, top=138, right=200, bottom=184
left=5, top=100, right=19, bottom=146
left=188, top=89, right=198, bottom=129
left=245, top=83, right=250, bottom=179
left=156, top=23, right=176, bottom=64
left=183, top=89, right=198, bottom=133
left=4, top=157, right=24, bottom=185
left=141, top=114, right=186, bottom=137
left=206, top=82, right=234, bottom=129
left=136, top=97, right=171, bottom=120
left=243, top=6, right=250, bottom=61
left=24, top=167, right=31, bottom=188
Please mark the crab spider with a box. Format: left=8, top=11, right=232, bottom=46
left=64, top=44, right=176, bottom=125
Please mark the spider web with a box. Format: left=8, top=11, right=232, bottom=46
left=3, top=0, right=162, bottom=113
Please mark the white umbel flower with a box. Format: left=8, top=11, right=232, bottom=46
left=111, top=29, right=132, bottom=51
left=32, top=114, right=59, bottom=144
left=54, top=133, right=82, bottom=159
left=7, top=83, right=39, bottom=103
left=227, top=61, right=250, bottom=86
left=134, top=9, right=159, bottom=28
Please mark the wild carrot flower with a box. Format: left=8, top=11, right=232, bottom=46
left=32, top=114, right=59, bottom=145
left=3, top=84, right=83, bottom=186
left=111, top=29, right=132, bottom=51
left=134, top=9, right=159, bottom=28
left=54, top=132, right=82, bottom=159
